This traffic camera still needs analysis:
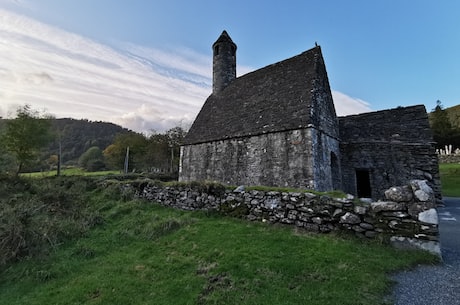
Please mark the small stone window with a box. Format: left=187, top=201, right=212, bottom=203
left=231, top=45, right=236, bottom=56
left=214, top=45, right=219, bottom=55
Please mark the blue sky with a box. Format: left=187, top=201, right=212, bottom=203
left=0, top=0, right=459, bottom=132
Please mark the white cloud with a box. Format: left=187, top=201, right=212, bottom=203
left=0, top=8, right=372, bottom=132
left=332, top=90, right=372, bottom=116
left=0, top=8, right=211, bottom=131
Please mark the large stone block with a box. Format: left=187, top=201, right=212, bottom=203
left=370, top=201, right=406, bottom=213
left=418, top=208, right=438, bottom=225
left=339, top=212, right=361, bottom=224
left=384, top=186, right=413, bottom=202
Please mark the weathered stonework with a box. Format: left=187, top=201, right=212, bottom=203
left=180, top=31, right=441, bottom=202
left=180, top=129, right=315, bottom=188
left=180, top=128, right=340, bottom=191
left=438, top=154, right=460, bottom=163
left=339, top=106, right=441, bottom=201
left=212, top=30, right=236, bottom=94
left=134, top=180, right=441, bottom=256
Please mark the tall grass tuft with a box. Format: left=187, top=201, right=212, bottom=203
left=0, top=176, right=99, bottom=266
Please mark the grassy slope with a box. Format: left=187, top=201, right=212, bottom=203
left=0, top=188, right=437, bottom=305
left=439, top=163, right=460, bottom=197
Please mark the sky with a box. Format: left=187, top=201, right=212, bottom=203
left=0, top=0, right=459, bottom=133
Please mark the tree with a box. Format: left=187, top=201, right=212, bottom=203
left=78, top=146, right=105, bottom=171
left=103, top=133, right=148, bottom=171
left=102, top=127, right=187, bottom=174
left=166, top=127, right=187, bottom=172
left=430, top=100, right=458, bottom=149
left=46, top=154, right=59, bottom=171
left=1, top=105, right=53, bottom=175
left=0, top=145, right=16, bottom=174
left=145, top=132, right=170, bottom=172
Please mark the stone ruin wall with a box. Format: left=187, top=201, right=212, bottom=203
left=340, top=142, right=441, bottom=201
left=134, top=180, right=440, bottom=256
left=310, top=128, right=341, bottom=191
left=180, top=129, right=316, bottom=189
left=438, top=154, right=460, bottom=163
left=339, top=105, right=441, bottom=201
left=180, top=127, right=341, bottom=192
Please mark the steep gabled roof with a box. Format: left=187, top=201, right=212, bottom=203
left=184, top=46, right=327, bottom=145
left=339, top=105, right=434, bottom=143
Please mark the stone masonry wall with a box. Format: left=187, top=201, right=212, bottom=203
left=341, top=142, right=441, bottom=201
left=135, top=180, right=440, bottom=256
left=339, top=105, right=441, bottom=202
left=310, top=128, right=341, bottom=191
left=180, top=129, right=316, bottom=189
left=438, top=154, right=460, bottom=163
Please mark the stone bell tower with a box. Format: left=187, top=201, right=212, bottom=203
left=212, top=30, right=237, bottom=94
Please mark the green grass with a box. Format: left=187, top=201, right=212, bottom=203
left=439, top=163, right=460, bottom=197
left=0, top=185, right=437, bottom=305
left=21, top=168, right=120, bottom=177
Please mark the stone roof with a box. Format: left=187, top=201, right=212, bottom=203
left=184, top=46, right=326, bottom=145
left=339, top=105, right=434, bottom=143
left=212, top=30, right=236, bottom=48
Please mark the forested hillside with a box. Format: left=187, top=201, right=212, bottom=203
left=444, top=104, right=460, bottom=129
left=0, top=113, right=185, bottom=175
left=429, top=102, right=460, bottom=150
left=48, top=118, right=133, bottom=164
left=0, top=117, right=134, bottom=171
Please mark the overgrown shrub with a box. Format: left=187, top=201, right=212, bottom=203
left=0, top=176, right=99, bottom=266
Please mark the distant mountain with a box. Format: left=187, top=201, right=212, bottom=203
left=48, top=118, right=134, bottom=164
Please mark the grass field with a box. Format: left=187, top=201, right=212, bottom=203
left=0, top=178, right=438, bottom=305
left=439, top=163, right=460, bottom=197
left=21, top=167, right=120, bottom=178
left=23, top=162, right=460, bottom=197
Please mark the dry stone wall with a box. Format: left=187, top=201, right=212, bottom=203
left=438, top=154, right=460, bottom=163
left=135, top=180, right=440, bottom=256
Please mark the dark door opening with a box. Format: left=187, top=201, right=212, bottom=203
left=356, top=169, right=371, bottom=198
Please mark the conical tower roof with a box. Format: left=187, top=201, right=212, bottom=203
left=213, top=30, right=236, bottom=49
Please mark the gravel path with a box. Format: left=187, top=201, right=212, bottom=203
left=391, top=197, right=460, bottom=305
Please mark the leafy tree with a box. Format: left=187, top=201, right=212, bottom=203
left=166, top=126, right=187, bottom=172
left=1, top=105, right=53, bottom=175
left=79, top=146, right=105, bottom=171
left=145, top=132, right=170, bottom=172
left=430, top=100, right=459, bottom=149
left=103, top=133, right=148, bottom=171
left=103, top=127, right=187, bottom=174
left=46, top=154, right=59, bottom=170
left=0, top=146, right=16, bottom=174
left=166, top=126, right=187, bottom=147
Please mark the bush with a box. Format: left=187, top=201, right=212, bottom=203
left=86, top=159, right=106, bottom=172
left=0, top=176, right=99, bottom=266
left=79, top=146, right=105, bottom=171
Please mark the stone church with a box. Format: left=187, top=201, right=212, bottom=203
left=179, top=31, right=441, bottom=200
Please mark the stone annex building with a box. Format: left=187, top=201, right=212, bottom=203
left=179, top=31, right=441, bottom=200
